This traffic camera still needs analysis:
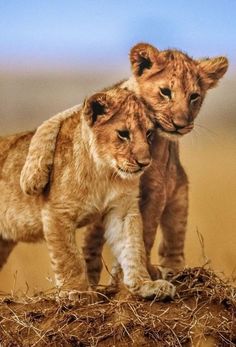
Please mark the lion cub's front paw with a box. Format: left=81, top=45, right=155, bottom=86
left=159, top=256, right=185, bottom=280
left=158, top=266, right=177, bottom=280
left=147, top=263, right=163, bottom=280
left=58, top=289, right=97, bottom=304
left=138, top=279, right=176, bottom=300
left=20, top=167, right=49, bottom=196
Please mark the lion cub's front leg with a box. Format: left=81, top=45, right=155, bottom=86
left=20, top=105, right=81, bottom=196
left=159, top=180, right=188, bottom=279
left=42, top=208, right=90, bottom=301
left=104, top=202, right=175, bottom=300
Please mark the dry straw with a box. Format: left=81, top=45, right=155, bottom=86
left=0, top=267, right=235, bottom=346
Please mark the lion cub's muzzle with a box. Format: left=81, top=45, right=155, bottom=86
left=118, top=156, right=151, bottom=178
left=157, top=119, right=194, bottom=137
left=135, top=157, right=151, bottom=169
left=172, top=119, right=194, bottom=135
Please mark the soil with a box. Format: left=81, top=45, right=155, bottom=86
left=0, top=267, right=235, bottom=347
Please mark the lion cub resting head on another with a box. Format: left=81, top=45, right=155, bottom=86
left=19, top=42, right=228, bottom=289
left=0, top=88, right=175, bottom=300
left=20, top=43, right=228, bottom=196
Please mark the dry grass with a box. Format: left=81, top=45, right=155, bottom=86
left=0, top=267, right=235, bottom=347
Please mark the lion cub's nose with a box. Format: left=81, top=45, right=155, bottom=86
left=172, top=119, right=188, bottom=130
left=136, top=158, right=151, bottom=169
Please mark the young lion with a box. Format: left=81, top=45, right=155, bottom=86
left=0, top=88, right=176, bottom=299
left=20, top=43, right=228, bottom=284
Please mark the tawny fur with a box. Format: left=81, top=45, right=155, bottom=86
left=20, top=104, right=82, bottom=195
left=0, top=87, right=176, bottom=299
left=20, top=43, right=228, bottom=284
left=85, top=44, right=228, bottom=283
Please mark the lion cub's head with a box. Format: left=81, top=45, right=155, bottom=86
left=129, top=43, right=228, bottom=139
left=83, top=89, right=156, bottom=180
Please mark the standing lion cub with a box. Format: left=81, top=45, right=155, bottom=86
left=0, top=88, right=175, bottom=299
left=20, top=43, right=228, bottom=284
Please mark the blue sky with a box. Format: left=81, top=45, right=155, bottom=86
left=0, top=0, right=235, bottom=69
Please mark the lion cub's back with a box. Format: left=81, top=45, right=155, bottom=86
left=0, top=131, right=44, bottom=242
left=0, top=131, right=34, bottom=178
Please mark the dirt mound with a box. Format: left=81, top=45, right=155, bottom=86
left=0, top=267, right=235, bottom=347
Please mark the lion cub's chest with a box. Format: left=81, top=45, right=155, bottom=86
left=76, top=181, right=129, bottom=227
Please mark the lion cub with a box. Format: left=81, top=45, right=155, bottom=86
left=20, top=43, right=228, bottom=284
left=0, top=88, right=175, bottom=299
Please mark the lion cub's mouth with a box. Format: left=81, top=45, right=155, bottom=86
left=157, top=126, right=183, bottom=138
left=117, top=166, right=143, bottom=177
left=157, top=123, right=193, bottom=138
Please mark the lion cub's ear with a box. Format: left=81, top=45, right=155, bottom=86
left=198, top=56, right=228, bottom=89
left=83, top=92, right=115, bottom=126
left=130, top=43, right=163, bottom=77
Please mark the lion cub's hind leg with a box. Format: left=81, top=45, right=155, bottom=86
left=0, top=236, right=17, bottom=270
left=83, top=222, right=105, bottom=286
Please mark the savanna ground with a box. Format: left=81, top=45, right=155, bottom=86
left=0, top=267, right=235, bottom=346
left=0, top=72, right=235, bottom=346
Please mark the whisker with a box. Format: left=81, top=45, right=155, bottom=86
left=188, top=128, right=199, bottom=146
left=188, top=124, right=224, bottom=151
left=114, top=170, right=119, bottom=181
left=111, top=167, right=119, bottom=182
left=195, top=123, right=219, bottom=137
left=194, top=123, right=222, bottom=147
left=193, top=128, right=201, bottom=144
left=125, top=164, right=138, bottom=170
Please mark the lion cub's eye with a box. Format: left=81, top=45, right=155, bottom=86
left=117, top=129, right=130, bottom=141
left=190, top=93, right=200, bottom=103
left=160, top=87, right=172, bottom=99
left=146, top=129, right=155, bottom=144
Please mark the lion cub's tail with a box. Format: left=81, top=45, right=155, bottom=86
left=20, top=104, right=81, bottom=195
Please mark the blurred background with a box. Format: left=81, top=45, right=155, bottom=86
left=0, top=0, right=235, bottom=294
